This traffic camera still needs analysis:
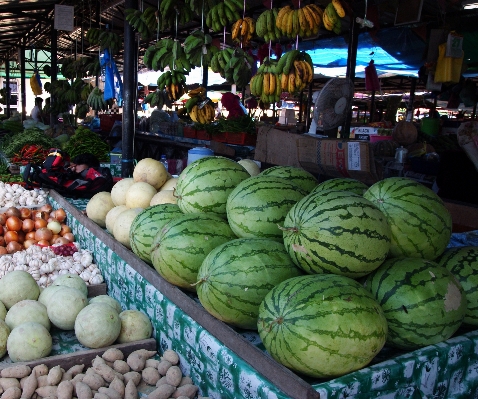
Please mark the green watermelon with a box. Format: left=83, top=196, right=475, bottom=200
left=310, top=178, right=368, bottom=196
left=282, top=190, right=391, bottom=278
left=363, top=177, right=452, bottom=260
left=436, top=246, right=478, bottom=326
left=196, top=238, right=303, bottom=330
left=175, top=156, right=250, bottom=218
left=257, top=274, right=388, bottom=378
left=129, top=204, right=183, bottom=264
left=150, top=213, right=236, bottom=291
left=363, top=257, right=467, bottom=350
left=258, top=165, right=318, bottom=193
left=226, top=176, right=308, bottom=242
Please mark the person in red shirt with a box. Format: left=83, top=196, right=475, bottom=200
left=66, top=153, right=108, bottom=192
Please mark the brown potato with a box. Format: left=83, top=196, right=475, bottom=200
left=57, top=380, right=74, bottom=399
left=125, top=354, right=145, bottom=372
left=92, top=365, right=115, bottom=384
left=66, top=366, right=85, bottom=378
left=0, top=378, right=20, bottom=390
left=178, top=377, right=193, bottom=387
left=160, top=350, right=179, bottom=366
left=81, top=373, right=105, bottom=391
left=108, top=377, right=124, bottom=397
left=32, top=366, right=49, bottom=378
left=1, top=387, right=21, bottom=399
left=97, top=387, right=121, bottom=399
left=141, top=367, right=160, bottom=386
left=35, top=386, right=58, bottom=398
left=75, top=382, right=93, bottom=399
left=101, top=349, right=124, bottom=363
left=171, top=384, right=198, bottom=399
left=112, top=360, right=129, bottom=375
left=122, top=372, right=141, bottom=387
left=146, top=384, right=175, bottom=399
left=21, top=372, right=38, bottom=399
left=47, top=366, right=63, bottom=386
left=165, top=366, right=182, bottom=387
left=1, top=365, right=31, bottom=379
left=156, top=361, right=172, bottom=377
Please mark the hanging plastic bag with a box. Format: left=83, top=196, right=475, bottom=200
left=434, top=42, right=463, bottom=83
left=100, top=48, right=123, bottom=103
left=365, top=60, right=380, bottom=91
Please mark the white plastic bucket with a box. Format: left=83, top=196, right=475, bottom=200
left=187, top=147, right=214, bottom=165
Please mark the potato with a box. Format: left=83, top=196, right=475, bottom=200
left=123, top=379, right=137, bottom=399
left=112, top=360, right=129, bottom=375
left=125, top=353, right=145, bottom=372
left=155, top=377, right=167, bottom=387
left=81, top=373, right=105, bottom=391
left=146, top=384, right=175, bottom=399
left=144, top=360, right=160, bottom=369
left=97, top=387, right=121, bottom=399
left=178, top=377, right=193, bottom=387
left=176, top=396, right=190, bottom=399
left=122, top=372, right=141, bottom=387
left=70, top=374, right=85, bottom=387
left=32, top=365, right=48, bottom=377
left=165, top=366, right=182, bottom=387
left=141, top=367, right=160, bottom=386
left=93, top=393, right=109, bottom=399
left=66, top=365, right=85, bottom=378
left=47, top=365, right=63, bottom=386
left=171, top=384, right=198, bottom=399
left=36, top=376, right=49, bottom=388
left=1, top=387, right=21, bottom=399
left=35, top=386, right=58, bottom=398
left=61, top=373, right=73, bottom=382
left=21, top=372, right=38, bottom=399
left=157, top=361, right=172, bottom=377
left=130, top=349, right=156, bottom=359
left=0, top=378, right=20, bottom=390
left=1, top=365, right=31, bottom=379
left=57, top=380, right=74, bottom=399
left=92, top=357, right=105, bottom=368
left=161, top=350, right=179, bottom=366
left=75, top=382, right=92, bottom=399
left=92, top=364, right=116, bottom=383
left=108, top=377, right=124, bottom=397
left=101, top=349, right=124, bottom=363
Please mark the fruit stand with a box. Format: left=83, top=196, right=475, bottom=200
left=45, top=189, right=478, bottom=399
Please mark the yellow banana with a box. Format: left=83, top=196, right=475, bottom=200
left=190, top=105, right=199, bottom=122
left=302, top=61, right=313, bottom=84
left=294, top=60, right=304, bottom=81
left=263, top=73, right=271, bottom=96
left=268, top=73, right=276, bottom=96
left=281, top=72, right=289, bottom=91
left=322, top=9, right=334, bottom=31
left=241, top=18, right=249, bottom=37
left=288, top=72, right=296, bottom=93
left=275, top=74, right=281, bottom=98
left=292, top=10, right=299, bottom=37
left=231, top=19, right=242, bottom=40
left=303, top=5, right=318, bottom=27
left=276, top=6, right=291, bottom=31
left=298, top=8, right=307, bottom=32
left=332, top=0, right=346, bottom=18
left=286, top=8, right=294, bottom=36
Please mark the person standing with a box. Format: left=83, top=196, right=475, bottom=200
left=31, top=97, right=44, bottom=122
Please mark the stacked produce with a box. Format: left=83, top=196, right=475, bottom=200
left=275, top=4, right=324, bottom=38
left=1, top=128, right=55, bottom=165
left=223, top=48, right=254, bottom=89
left=63, top=126, right=110, bottom=162
left=249, top=58, right=281, bottom=104
left=0, top=183, right=47, bottom=208
left=276, top=49, right=314, bottom=93
left=156, top=70, right=187, bottom=102
left=0, top=347, right=205, bottom=399
left=143, top=39, right=191, bottom=73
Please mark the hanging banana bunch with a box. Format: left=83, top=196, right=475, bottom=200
left=275, top=4, right=324, bottom=39
left=183, top=29, right=218, bottom=68
left=231, top=17, right=255, bottom=47
left=124, top=7, right=157, bottom=40
left=157, top=70, right=187, bottom=102
left=223, top=48, right=254, bottom=89
left=185, top=87, right=215, bottom=124
left=187, top=0, right=216, bottom=18
left=206, top=0, right=242, bottom=32
left=87, top=87, right=107, bottom=111
left=85, top=28, right=101, bottom=45
left=98, top=30, right=122, bottom=56
left=143, top=39, right=191, bottom=72
left=210, top=48, right=235, bottom=79
left=255, top=8, right=282, bottom=42
left=157, top=0, right=194, bottom=32
left=275, top=50, right=314, bottom=94
left=30, top=71, right=43, bottom=96
left=143, top=90, right=172, bottom=109
left=250, top=58, right=281, bottom=105
left=323, top=0, right=346, bottom=34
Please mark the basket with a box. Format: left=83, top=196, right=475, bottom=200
left=225, top=132, right=257, bottom=146
left=196, top=130, right=212, bottom=140
left=183, top=126, right=197, bottom=139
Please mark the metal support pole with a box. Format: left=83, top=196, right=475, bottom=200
left=122, top=0, right=138, bottom=178
left=305, top=82, right=313, bottom=132
left=369, top=90, right=376, bottom=123
left=5, top=60, right=11, bottom=119
left=406, top=77, right=417, bottom=122
left=20, top=46, right=26, bottom=121
left=342, top=15, right=359, bottom=138
left=50, top=23, right=58, bottom=126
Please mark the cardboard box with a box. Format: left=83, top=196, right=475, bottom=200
left=297, top=135, right=382, bottom=185
left=444, top=200, right=478, bottom=232
left=254, top=126, right=302, bottom=167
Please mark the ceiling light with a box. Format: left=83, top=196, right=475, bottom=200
left=463, top=1, right=478, bottom=9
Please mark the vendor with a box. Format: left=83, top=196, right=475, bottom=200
left=68, top=153, right=101, bottom=176
left=30, top=97, right=44, bottom=122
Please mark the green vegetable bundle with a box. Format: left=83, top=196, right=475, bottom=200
left=1, top=128, right=56, bottom=158
left=216, top=115, right=256, bottom=135
left=63, top=126, right=110, bottom=161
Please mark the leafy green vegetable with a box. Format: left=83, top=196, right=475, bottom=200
left=1, top=128, right=56, bottom=158
left=63, top=126, right=110, bottom=161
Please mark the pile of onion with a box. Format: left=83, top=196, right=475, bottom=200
left=0, top=204, right=74, bottom=255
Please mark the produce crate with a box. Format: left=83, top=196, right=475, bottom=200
left=225, top=131, right=257, bottom=146
left=158, top=122, right=179, bottom=136
left=99, top=114, right=122, bottom=133
left=196, top=130, right=211, bottom=140
left=183, top=126, right=197, bottom=139
left=211, top=132, right=227, bottom=142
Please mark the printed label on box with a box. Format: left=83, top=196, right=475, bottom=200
left=348, top=142, right=361, bottom=171
left=353, top=127, right=379, bottom=135
left=355, top=134, right=371, bottom=141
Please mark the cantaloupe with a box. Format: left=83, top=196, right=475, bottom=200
left=105, top=205, right=129, bottom=233
left=110, top=178, right=135, bottom=206
left=150, top=190, right=177, bottom=205
left=86, top=192, right=115, bottom=228
left=125, top=182, right=157, bottom=209
left=113, top=208, right=144, bottom=248
left=133, top=158, right=168, bottom=190
left=160, top=177, right=178, bottom=191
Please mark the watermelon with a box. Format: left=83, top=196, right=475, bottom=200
left=150, top=213, right=236, bottom=291
left=363, top=257, right=467, bottom=350
left=282, top=190, right=391, bottom=278
left=436, top=246, right=478, bottom=326
left=196, top=238, right=303, bottom=330
left=129, top=204, right=183, bottom=264
left=175, top=156, right=250, bottom=218
left=257, top=274, right=388, bottom=378
left=258, top=165, right=318, bottom=193
left=226, top=176, right=308, bottom=242
left=363, top=177, right=452, bottom=260
left=310, top=178, right=368, bottom=196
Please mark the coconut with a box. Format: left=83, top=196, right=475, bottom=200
left=0, top=320, right=10, bottom=358
left=7, top=322, right=52, bottom=362
left=0, top=271, right=40, bottom=309
left=52, top=274, right=88, bottom=297
left=88, top=295, right=122, bottom=314
left=5, top=300, right=50, bottom=331
left=117, top=310, right=153, bottom=343
left=47, top=287, right=88, bottom=330
left=74, top=303, right=121, bottom=348
left=392, top=121, right=418, bottom=146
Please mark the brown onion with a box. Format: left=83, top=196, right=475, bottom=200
left=40, top=204, right=53, bottom=213
left=0, top=247, right=7, bottom=255
left=0, top=236, right=5, bottom=246
left=22, top=219, right=35, bottom=233
left=7, top=241, right=22, bottom=254
left=16, top=231, right=25, bottom=244
left=36, top=239, right=50, bottom=247
left=6, top=216, right=22, bottom=232
left=4, top=230, right=19, bottom=244
left=54, top=237, right=70, bottom=245
left=62, top=232, right=75, bottom=242
left=23, top=239, right=36, bottom=249
left=54, top=209, right=67, bottom=223
left=0, top=214, right=6, bottom=225
left=0, top=225, right=3, bottom=235
left=19, top=207, right=32, bottom=220
left=60, top=224, right=71, bottom=235
left=35, top=228, right=53, bottom=242
left=25, top=231, right=36, bottom=241
left=34, top=218, right=48, bottom=230
left=5, top=207, right=21, bottom=218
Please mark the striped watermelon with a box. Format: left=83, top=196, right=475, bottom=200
left=257, top=274, right=388, bottom=378
left=436, top=246, right=478, bottom=326
left=282, top=190, right=391, bottom=278
left=310, top=178, right=368, bottom=196
left=175, top=156, right=250, bottom=218
left=226, top=176, right=308, bottom=242
left=129, top=204, right=183, bottom=264
left=363, top=177, right=452, bottom=260
left=196, top=238, right=303, bottom=330
left=150, top=213, right=236, bottom=291
left=363, top=257, right=467, bottom=350
left=258, top=165, right=318, bottom=193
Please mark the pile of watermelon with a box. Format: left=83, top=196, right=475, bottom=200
left=122, top=156, right=475, bottom=380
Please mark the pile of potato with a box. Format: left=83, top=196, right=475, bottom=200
left=0, top=347, right=209, bottom=399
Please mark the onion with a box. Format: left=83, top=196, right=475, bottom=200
left=19, top=207, right=32, bottom=220
left=47, top=220, right=62, bottom=234
left=7, top=241, right=22, bottom=254
left=60, top=224, right=72, bottom=236
left=5, top=207, right=21, bottom=218
left=0, top=214, right=6, bottom=225
left=17, top=231, right=25, bottom=244
left=4, top=230, right=19, bottom=244
left=54, top=209, right=67, bottom=223
left=25, top=231, right=36, bottom=241
left=54, top=237, right=70, bottom=245
left=33, top=211, right=49, bottom=221
left=34, top=218, right=48, bottom=230
left=35, top=227, right=53, bottom=242
left=22, top=219, right=35, bottom=233
left=23, top=239, right=36, bottom=249
left=0, top=225, right=3, bottom=235
left=6, top=216, right=22, bottom=232
left=62, top=232, right=75, bottom=242
left=40, top=204, right=53, bottom=213
left=0, top=236, right=5, bottom=246
left=0, top=247, right=7, bottom=255
left=37, top=239, right=50, bottom=247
